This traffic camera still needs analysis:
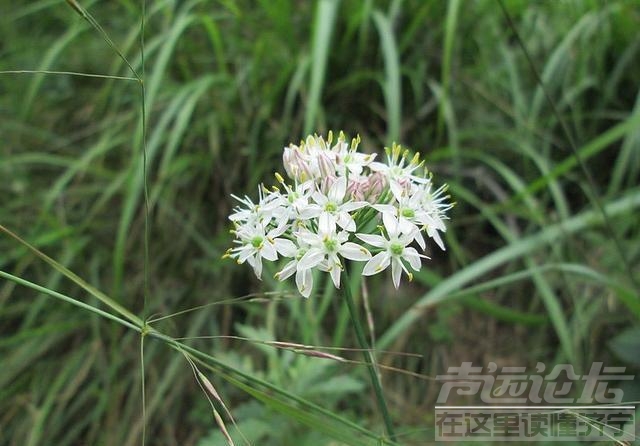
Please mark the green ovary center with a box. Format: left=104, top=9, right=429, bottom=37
left=390, top=166, right=403, bottom=177
left=323, top=238, right=338, bottom=252
left=401, top=207, right=415, bottom=218
left=325, top=202, right=338, bottom=213
left=389, top=242, right=404, bottom=256
left=251, top=236, right=264, bottom=248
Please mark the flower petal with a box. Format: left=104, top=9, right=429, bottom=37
left=428, top=228, right=446, bottom=251
left=268, top=221, right=288, bottom=238
left=275, top=260, right=296, bottom=281
left=403, top=247, right=423, bottom=271
left=336, top=212, right=356, bottom=232
left=298, top=206, right=321, bottom=220
left=339, top=242, right=371, bottom=261
left=356, top=233, right=387, bottom=248
left=251, top=255, right=263, bottom=279
left=261, top=241, right=278, bottom=261
left=329, top=261, right=341, bottom=288
left=372, top=204, right=395, bottom=214
left=318, top=213, right=336, bottom=235
left=298, top=248, right=325, bottom=270
left=362, top=252, right=390, bottom=276
left=414, top=231, right=426, bottom=250
left=340, top=201, right=368, bottom=212
left=391, top=258, right=402, bottom=288
left=368, top=161, right=387, bottom=172
left=329, top=176, right=347, bottom=202
left=390, top=180, right=405, bottom=201
left=296, top=229, right=319, bottom=246
left=311, top=190, right=327, bottom=206
left=274, top=238, right=297, bottom=257
left=236, top=246, right=254, bottom=263
left=398, top=217, right=417, bottom=235
left=296, top=267, right=313, bottom=298
left=382, top=212, right=400, bottom=238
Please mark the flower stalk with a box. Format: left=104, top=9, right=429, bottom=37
left=342, top=268, right=396, bottom=441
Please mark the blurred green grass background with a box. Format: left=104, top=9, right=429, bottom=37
left=1, top=0, right=639, bottom=445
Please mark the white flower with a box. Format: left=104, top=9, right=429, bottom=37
left=274, top=238, right=314, bottom=298
left=357, top=213, right=427, bottom=288
left=270, top=178, right=316, bottom=228
left=330, top=133, right=376, bottom=176
left=307, top=177, right=368, bottom=232
left=373, top=186, right=438, bottom=250
left=369, top=143, right=429, bottom=198
left=226, top=222, right=296, bottom=279
left=338, top=150, right=376, bottom=176
left=419, top=182, right=452, bottom=251
left=296, top=215, right=371, bottom=288
left=229, top=186, right=280, bottom=226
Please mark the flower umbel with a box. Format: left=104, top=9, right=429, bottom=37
left=226, top=132, right=452, bottom=297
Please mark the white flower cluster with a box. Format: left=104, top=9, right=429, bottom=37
left=225, top=132, right=452, bottom=298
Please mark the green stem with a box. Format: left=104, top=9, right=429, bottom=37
left=342, top=269, right=396, bottom=441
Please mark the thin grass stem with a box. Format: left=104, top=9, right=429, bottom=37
left=0, top=270, right=141, bottom=332
left=0, top=70, right=137, bottom=81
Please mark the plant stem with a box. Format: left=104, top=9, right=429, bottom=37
left=342, top=269, right=396, bottom=441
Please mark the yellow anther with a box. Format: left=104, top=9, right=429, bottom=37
left=392, top=143, right=402, bottom=158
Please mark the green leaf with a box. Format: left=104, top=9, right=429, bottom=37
left=609, top=327, right=640, bottom=366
